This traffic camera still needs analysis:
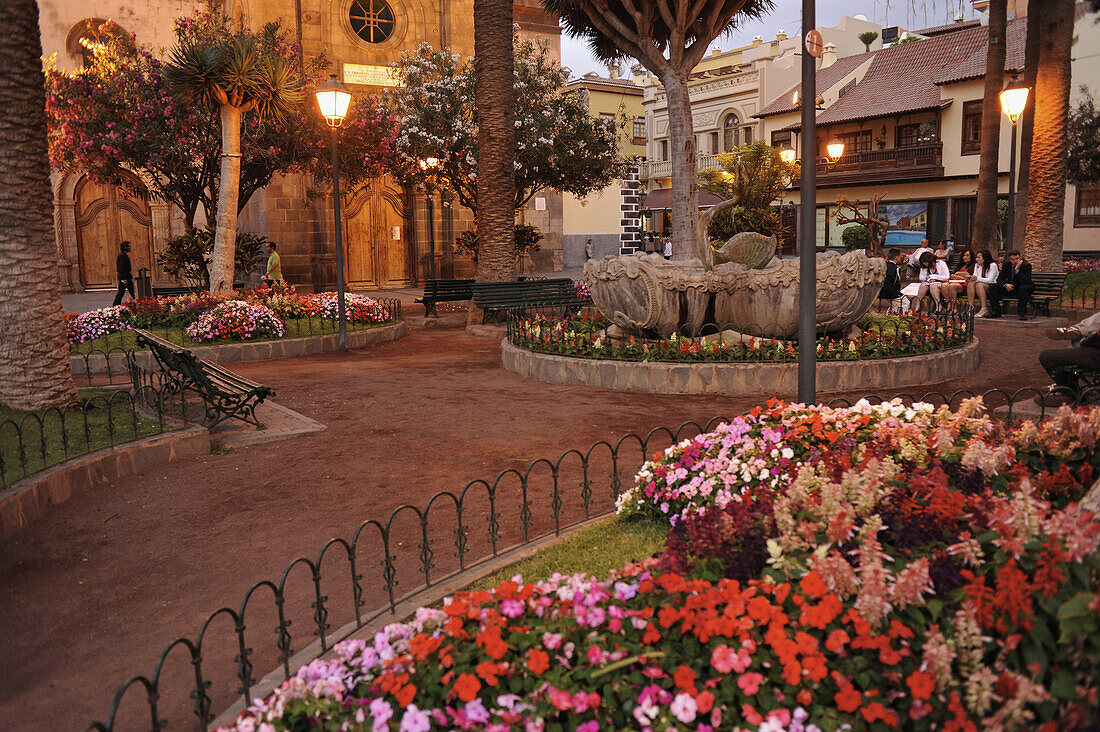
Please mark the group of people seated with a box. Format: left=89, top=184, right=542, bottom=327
left=877, top=239, right=1034, bottom=320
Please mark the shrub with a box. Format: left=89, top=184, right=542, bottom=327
left=158, top=226, right=266, bottom=288
left=310, top=292, right=390, bottom=323
left=120, top=296, right=175, bottom=327
left=184, top=300, right=285, bottom=342
left=65, top=307, right=132, bottom=344
left=841, top=224, right=870, bottom=251
left=454, top=224, right=542, bottom=264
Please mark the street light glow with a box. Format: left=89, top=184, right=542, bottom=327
left=315, top=75, right=352, bottom=128
left=780, top=148, right=796, bottom=164
left=999, top=83, right=1029, bottom=123
left=826, top=140, right=845, bottom=162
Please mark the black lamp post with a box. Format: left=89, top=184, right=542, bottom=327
left=798, top=0, right=818, bottom=404
left=315, top=74, right=352, bottom=351
left=419, top=157, right=439, bottom=280
left=1000, top=78, right=1030, bottom=249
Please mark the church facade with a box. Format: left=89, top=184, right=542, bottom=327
left=38, top=0, right=562, bottom=292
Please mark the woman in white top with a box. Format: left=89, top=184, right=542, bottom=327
left=967, top=249, right=999, bottom=318
left=910, top=251, right=951, bottom=312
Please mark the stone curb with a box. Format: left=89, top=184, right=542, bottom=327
left=501, top=338, right=980, bottom=395
left=71, top=321, right=407, bottom=375
left=0, top=425, right=210, bottom=540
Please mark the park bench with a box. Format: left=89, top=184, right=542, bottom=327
left=132, top=329, right=274, bottom=429
left=1050, top=365, right=1100, bottom=405
left=947, top=252, right=963, bottom=271
left=1000, top=272, right=1068, bottom=318
left=471, top=278, right=586, bottom=323
left=152, top=285, right=203, bottom=298
left=415, top=279, right=474, bottom=317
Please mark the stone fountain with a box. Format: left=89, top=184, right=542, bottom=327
left=584, top=198, right=885, bottom=339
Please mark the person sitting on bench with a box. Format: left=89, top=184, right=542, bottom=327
left=1038, top=314, right=1100, bottom=405
left=988, top=249, right=1033, bottom=320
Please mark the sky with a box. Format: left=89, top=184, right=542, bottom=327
left=559, top=0, right=982, bottom=77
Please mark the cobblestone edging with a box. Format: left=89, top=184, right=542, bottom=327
left=0, top=425, right=210, bottom=540
left=501, top=338, right=980, bottom=395
left=72, top=321, right=407, bottom=375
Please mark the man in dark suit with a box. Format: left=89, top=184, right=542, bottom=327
left=111, top=241, right=134, bottom=306
left=988, top=249, right=1033, bottom=320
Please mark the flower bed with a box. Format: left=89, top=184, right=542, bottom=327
left=66, top=286, right=394, bottom=346
left=223, top=400, right=1100, bottom=732
left=509, top=312, right=971, bottom=363
left=1063, top=257, right=1100, bottom=274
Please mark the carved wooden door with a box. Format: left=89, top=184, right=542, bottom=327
left=74, top=175, right=153, bottom=289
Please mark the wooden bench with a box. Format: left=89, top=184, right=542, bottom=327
left=471, top=278, right=586, bottom=323
left=1000, top=272, right=1068, bottom=317
left=133, top=330, right=274, bottom=429
left=152, top=286, right=203, bottom=298
left=415, top=279, right=474, bottom=317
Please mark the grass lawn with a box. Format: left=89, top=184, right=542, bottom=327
left=470, top=515, right=667, bottom=590
left=0, top=388, right=168, bottom=486
left=71, top=317, right=393, bottom=355
left=1059, top=272, right=1100, bottom=307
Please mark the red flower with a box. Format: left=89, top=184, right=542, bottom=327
left=525, top=648, right=549, bottom=675
left=674, top=665, right=697, bottom=694
left=835, top=684, right=862, bottom=713
left=453, top=672, right=481, bottom=702
left=906, top=671, right=936, bottom=701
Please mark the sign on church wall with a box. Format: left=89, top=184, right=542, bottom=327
left=343, top=64, right=398, bottom=87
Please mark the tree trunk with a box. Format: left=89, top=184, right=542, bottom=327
left=972, top=0, right=1007, bottom=252
left=473, top=0, right=516, bottom=283
left=662, top=71, right=703, bottom=264
left=210, top=104, right=243, bottom=294
left=1012, top=6, right=1040, bottom=249
left=0, top=0, right=78, bottom=410
left=1024, top=0, right=1074, bottom=272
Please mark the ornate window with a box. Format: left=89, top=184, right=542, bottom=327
left=961, top=100, right=982, bottom=155
left=349, top=0, right=396, bottom=44
left=722, top=113, right=740, bottom=151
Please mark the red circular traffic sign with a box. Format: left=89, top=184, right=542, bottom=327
left=805, top=29, right=824, bottom=58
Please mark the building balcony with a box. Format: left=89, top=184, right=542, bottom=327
left=806, top=142, right=944, bottom=187
left=639, top=152, right=724, bottom=181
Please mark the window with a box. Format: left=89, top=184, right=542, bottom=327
left=66, top=18, right=124, bottom=68
left=771, top=131, right=792, bottom=150
left=838, top=78, right=856, bottom=98
left=961, top=100, right=982, bottom=155
left=837, top=130, right=872, bottom=154
left=633, top=116, right=646, bottom=140
left=660, top=140, right=669, bottom=161
left=349, top=0, right=395, bottom=44
left=896, top=123, right=920, bottom=148
left=722, top=113, right=740, bottom=151
left=710, top=131, right=719, bottom=153
left=742, top=126, right=753, bottom=145
left=1076, top=182, right=1100, bottom=227
left=599, top=112, right=615, bottom=125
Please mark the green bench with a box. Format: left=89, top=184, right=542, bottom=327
left=415, top=279, right=474, bottom=317
left=1000, top=272, right=1068, bottom=317
left=133, top=330, right=274, bottom=429
left=152, top=286, right=203, bottom=298
left=471, top=278, right=586, bottom=323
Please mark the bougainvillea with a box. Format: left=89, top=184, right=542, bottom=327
left=184, top=300, right=286, bottom=342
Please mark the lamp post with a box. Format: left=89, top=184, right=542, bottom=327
left=316, top=75, right=353, bottom=351
left=999, top=78, right=1029, bottom=250
left=419, top=157, right=439, bottom=280
left=798, top=0, right=817, bottom=404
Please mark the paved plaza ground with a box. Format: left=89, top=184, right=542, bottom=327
left=0, top=316, right=1058, bottom=730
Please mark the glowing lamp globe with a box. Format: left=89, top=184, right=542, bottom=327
left=999, top=84, right=1029, bottom=123
left=780, top=148, right=796, bottom=164
left=826, top=140, right=845, bottom=162
left=316, top=75, right=352, bottom=128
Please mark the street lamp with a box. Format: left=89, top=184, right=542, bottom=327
left=1000, top=78, right=1030, bottom=250
left=316, top=74, right=352, bottom=351
left=419, top=157, right=440, bottom=280
left=780, top=147, right=797, bottom=164
left=825, top=139, right=846, bottom=165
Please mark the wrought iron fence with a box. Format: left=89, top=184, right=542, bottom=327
left=81, top=386, right=1066, bottom=732
left=506, top=301, right=974, bottom=363
left=1058, top=285, right=1100, bottom=311
left=0, top=384, right=184, bottom=490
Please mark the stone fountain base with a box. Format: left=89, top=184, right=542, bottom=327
left=584, top=251, right=887, bottom=340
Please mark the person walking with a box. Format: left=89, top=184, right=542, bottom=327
left=584, top=238, right=594, bottom=261
left=264, top=242, right=283, bottom=287
left=112, top=241, right=134, bottom=306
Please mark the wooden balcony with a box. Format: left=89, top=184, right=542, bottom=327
left=808, top=142, right=944, bottom=187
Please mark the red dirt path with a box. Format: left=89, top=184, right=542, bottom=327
left=0, top=321, right=1050, bottom=731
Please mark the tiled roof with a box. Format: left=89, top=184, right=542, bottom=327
left=565, top=75, right=644, bottom=94
left=774, top=17, right=1026, bottom=129
left=755, top=51, right=876, bottom=118
left=915, top=18, right=982, bottom=36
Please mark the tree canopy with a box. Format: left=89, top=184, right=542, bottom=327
left=1068, top=86, right=1100, bottom=184
left=388, top=37, right=626, bottom=216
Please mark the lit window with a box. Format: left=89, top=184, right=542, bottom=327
left=1076, top=183, right=1100, bottom=227
left=349, top=0, right=395, bottom=44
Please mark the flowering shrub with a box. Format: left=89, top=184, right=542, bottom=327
left=184, top=300, right=285, bottom=342
left=65, top=306, right=133, bottom=344
left=574, top=280, right=591, bottom=300
left=511, top=313, right=970, bottom=363
left=223, top=400, right=1100, bottom=731
left=311, top=292, right=390, bottom=323
left=1063, top=257, right=1100, bottom=273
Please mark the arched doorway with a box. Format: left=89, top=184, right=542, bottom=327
left=344, top=179, right=409, bottom=288
left=74, top=175, right=154, bottom=289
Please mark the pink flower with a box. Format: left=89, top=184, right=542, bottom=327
left=737, top=672, right=764, bottom=696
left=669, top=693, right=697, bottom=724
left=500, top=599, right=524, bottom=618
left=710, top=644, right=750, bottom=674
left=586, top=646, right=605, bottom=665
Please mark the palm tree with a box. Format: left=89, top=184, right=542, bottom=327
left=1010, top=8, right=1039, bottom=249
left=473, top=0, right=517, bottom=282
left=167, top=32, right=302, bottom=294
left=544, top=0, right=774, bottom=267
left=0, top=0, right=78, bottom=410
left=858, top=31, right=879, bottom=53
left=1023, top=0, right=1074, bottom=272
left=971, top=0, right=1006, bottom=252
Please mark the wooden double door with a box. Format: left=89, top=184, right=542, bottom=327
left=75, top=175, right=154, bottom=289
left=344, top=180, right=409, bottom=288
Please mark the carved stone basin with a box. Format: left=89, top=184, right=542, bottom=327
left=584, top=251, right=886, bottom=339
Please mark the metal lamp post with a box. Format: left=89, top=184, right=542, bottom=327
left=419, top=157, right=439, bottom=280
left=315, top=74, right=353, bottom=351
left=798, top=0, right=817, bottom=404
left=1000, top=79, right=1030, bottom=250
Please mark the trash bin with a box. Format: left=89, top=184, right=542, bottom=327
left=136, top=267, right=152, bottom=299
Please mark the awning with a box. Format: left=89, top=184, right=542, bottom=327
left=641, top=188, right=725, bottom=211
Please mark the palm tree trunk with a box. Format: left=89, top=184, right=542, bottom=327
left=1024, top=0, right=1074, bottom=272
left=972, top=0, right=1006, bottom=252
left=662, top=70, right=703, bottom=264
left=473, top=0, right=516, bottom=283
left=1011, top=7, right=1040, bottom=249
left=210, top=104, right=243, bottom=294
left=0, top=0, right=78, bottom=410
